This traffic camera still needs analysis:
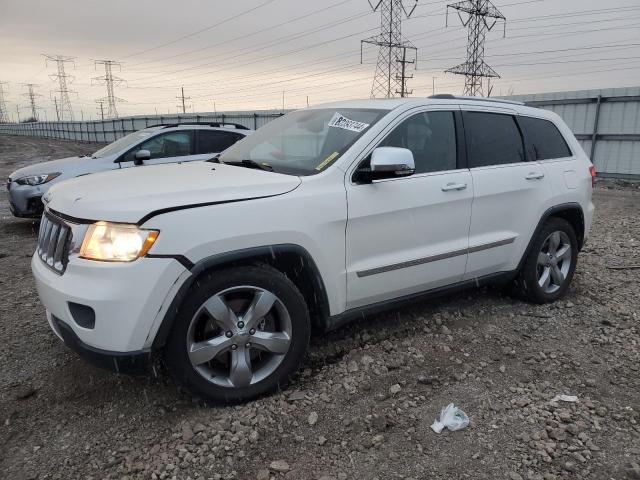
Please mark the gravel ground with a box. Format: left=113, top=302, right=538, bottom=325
left=0, top=135, right=639, bottom=480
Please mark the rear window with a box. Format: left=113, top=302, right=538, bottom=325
left=463, top=112, right=525, bottom=167
left=519, top=116, right=572, bottom=160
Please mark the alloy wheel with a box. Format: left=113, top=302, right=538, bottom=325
left=186, top=286, right=292, bottom=388
left=536, top=230, right=572, bottom=294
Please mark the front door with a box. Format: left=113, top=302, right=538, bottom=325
left=118, top=130, right=207, bottom=167
left=344, top=109, right=473, bottom=309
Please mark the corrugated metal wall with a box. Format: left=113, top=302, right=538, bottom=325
left=506, top=87, right=640, bottom=178
left=0, top=110, right=286, bottom=144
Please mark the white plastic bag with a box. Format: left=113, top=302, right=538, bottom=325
left=431, top=403, right=469, bottom=433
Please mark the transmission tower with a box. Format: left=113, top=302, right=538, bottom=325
left=445, top=0, right=506, bottom=97
left=0, top=82, right=9, bottom=124
left=361, top=0, right=418, bottom=99
left=93, top=60, right=125, bottom=119
left=43, top=54, right=77, bottom=121
left=22, top=83, right=42, bottom=121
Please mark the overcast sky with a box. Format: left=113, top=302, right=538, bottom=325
left=1, top=0, right=639, bottom=120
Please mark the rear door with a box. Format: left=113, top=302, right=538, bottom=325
left=344, top=108, right=473, bottom=309
left=462, top=109, right=553, bottom=279
left=195, top=129, right=246, bottom=156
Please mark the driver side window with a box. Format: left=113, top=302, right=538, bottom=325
left=122, top=131, right=193, bottom=162
left=379, top=111, right=457, bottom=174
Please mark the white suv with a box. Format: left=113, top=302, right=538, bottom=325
left=7, top=123, right=251, bottom=218
left=32, top=96, right=595, bottom=402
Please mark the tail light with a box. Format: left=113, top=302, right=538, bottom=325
left=589, top=165, right=596, bottom=188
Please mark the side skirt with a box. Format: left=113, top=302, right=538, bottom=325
left=324, top=270, right=516, bottom=332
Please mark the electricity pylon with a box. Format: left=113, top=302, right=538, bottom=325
left=445, top=0, right=506, bottom=97
left=361, top=0, right=418, bottom=99
left=43, top=54, right=77, bottom=121
left=22, top=83, right=42, bottom=121
left=93, top=60, right=125, bottom=119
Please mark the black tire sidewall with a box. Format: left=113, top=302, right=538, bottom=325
left=519, top=217, right=579, bottom=303
left=164, top=265, right=310, bottom=403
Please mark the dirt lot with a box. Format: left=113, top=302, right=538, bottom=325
left=0, top=135, right=639, bottom=480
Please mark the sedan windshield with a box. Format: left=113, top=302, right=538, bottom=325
left=219, top=108, right=388, bottom=175
left=92, top=129, right=158, bottom=158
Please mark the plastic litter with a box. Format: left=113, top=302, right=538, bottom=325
left=551, top=394, right=578, bottom=403
left=431, top=403, right=469, bottom=433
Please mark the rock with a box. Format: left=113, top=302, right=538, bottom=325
left=317, top=435, right=327, bottom=446
left=256, top=468, right=270, bottom=480
left=288, top=391, right=306, bottom=401
left=347, top=360, right=359, bottom=372
left=182, top=423, right=194, bottom=442
left=308, top=411, right=318, bottom=426
left=563, top=461, right=577, bottom=473
left=441, top=325, right=451, bottom=335
left=507, top=472, right=523, bottom=480
left=499, top=365, right=506, bottom=373
left=549, top=428, right=567, bottom=441
left=270, top=460, right=290, bottom=473
left=14, top=384, right=37, bottom=400
left=389, top=384, right=401, bottom=395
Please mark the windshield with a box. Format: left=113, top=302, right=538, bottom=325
left=219, top=108, right=388, bottom=175
left=92, top=129, right=159, bottom=158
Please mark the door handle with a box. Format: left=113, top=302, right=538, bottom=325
left=525, top=172, right=545, bottom=180
left=441, top=182, right=467, bottom=192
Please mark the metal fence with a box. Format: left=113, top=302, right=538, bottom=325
left=506, top=86, right=640, bottom=178
left=0, top=110, right=285, bottom=144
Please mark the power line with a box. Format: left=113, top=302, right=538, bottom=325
left=445, top=0, right=506, bottom=97
left=93, top=60, right=125, bottom=118
left=361, top=0, right=418, bottom=98
left=43, top=54, right=76, bottom=121
left=120, top=0, right=280, bottom=59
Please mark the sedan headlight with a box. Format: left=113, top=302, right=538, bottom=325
left=80, top=221, right=159, bottom=262
left=16, top=172, right=61, bottom=186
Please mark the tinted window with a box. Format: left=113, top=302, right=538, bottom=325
left=464, top=112, right=524, bottom=167
left=196, top=130, right=244, bottom=154
left=380, top=111, right=457, bottom=173
left=519, top=116, right=572, bottom=160
left=122, top=131, right=192, bottom=162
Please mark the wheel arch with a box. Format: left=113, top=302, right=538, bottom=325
left=152, top=244, right=330, bottom=349
left=517, top=202, right=585, bottom=272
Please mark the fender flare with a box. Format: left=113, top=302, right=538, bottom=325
left=151, top=244, right=331, bottom=349
left=516, top=202, right=585, bottom=272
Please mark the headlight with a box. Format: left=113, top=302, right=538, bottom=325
left=16, top=172, right=61, bottom=186
left=80, top=221, right=159, bottom=262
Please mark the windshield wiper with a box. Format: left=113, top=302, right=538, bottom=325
left=223, top=159, right=274, bottom=172
left=206, top=153, right=221, bottom=163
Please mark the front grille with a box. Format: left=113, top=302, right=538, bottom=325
left=37, top=213, right=72, bottom=274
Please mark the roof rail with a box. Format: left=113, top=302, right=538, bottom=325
left=148, top=122, right=251, bottom=130
left=428, top=94, right=524, bottom=106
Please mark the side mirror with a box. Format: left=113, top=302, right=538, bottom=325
left=368, top=147, right=415, bottom=180
left=133, top=149, right=151, bottom=165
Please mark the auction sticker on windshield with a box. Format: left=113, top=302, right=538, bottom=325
left=328, top=113, right=370, bottom=133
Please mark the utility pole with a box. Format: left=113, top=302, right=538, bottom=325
left=395, top=46, right=415, bottom=98
left=444, top=0, right=506, bottom=97
left=93, top=59, right=125, bottom=118
left=43, top=54, right=77, bottom=120
left=177, top=86, right=191, bottom=114
left=22, top=83, right=42, bottom=121
left=0, top=82, right=9, bottom=123
left=282, top=91, right=285, bottom=112
left=361, top=0, right=418, bottom=99
left=432, top=76, right=437, bottom=95
left=96, top=100, right=105, bottom=121
left=16, top=105, right=21, bottom=123
left=54, top=97, right=60, bottom=121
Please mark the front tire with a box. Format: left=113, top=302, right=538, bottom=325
left=164, top=265, right=310, bottom=403
left=514, top=217, right=578, bottom=303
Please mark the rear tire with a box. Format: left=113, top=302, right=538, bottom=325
left=164, top=265, right=310, bottom=403
left=513, top=217, right=578, bottom=304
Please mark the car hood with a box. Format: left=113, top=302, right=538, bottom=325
left=9, top=155, right=96, bottom=180
left=45, top=161, right=302, bottom=224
